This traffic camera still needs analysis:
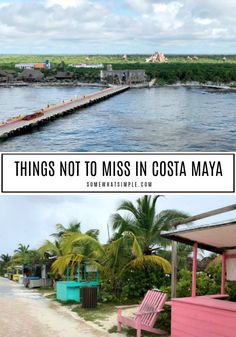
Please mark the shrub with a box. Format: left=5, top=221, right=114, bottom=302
left=99, top=263, right=171, bottom=303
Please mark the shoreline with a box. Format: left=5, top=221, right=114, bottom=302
left=0, top=80, right=236, bottom=91
left=165, top=82, right=236, bottom=91
left=0, top=81, right=108, bottom=88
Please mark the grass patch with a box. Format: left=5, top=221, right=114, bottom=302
left=56, top=299, right=79, bottom=306
left=72, top=302, right=116, bottom=322
left=108, top=325, right=118, bottom=333
left=109, top=305, right=171, bottom=336
left=108, top=325, right=166, bottom=337
left=45, top=293, right=56, bottom=299
left=125, top=328, right=170, bottom=337
left=37, top=286, right=55, bottom=294
left=36, top=287, right=56, bottom=299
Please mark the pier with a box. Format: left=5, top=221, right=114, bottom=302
left=0, top=85, right=130, bottom=139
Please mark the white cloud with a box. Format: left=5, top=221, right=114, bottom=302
left=0, top=2, right=9, bottom=9
left=193, top=18, right=216, bottom=26
left=153, top=2, right=183, bottom=14
left=151, top=2, right=183, bottom=31
left=124, top=0, right=152, bottom=13
left=46, top=0, right=86, bottom=9
left=0, top=195, right=235, bottom=254
left=0, top=0, right=235, bottom=53
left=211, top=28, right=228, bottom=39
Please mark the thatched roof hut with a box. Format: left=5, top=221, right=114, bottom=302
left=18, top=69, right=44, bottom=81
left=55, top=71, right=74, bottom=80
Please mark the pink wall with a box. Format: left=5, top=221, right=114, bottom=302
left=171, top=298, right=236, bottom=337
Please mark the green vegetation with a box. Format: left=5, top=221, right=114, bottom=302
left=38, top=221, right=103, bottom=278
left=0, top=243, right=41, bottom=277
left=35, top=196, right=187, bottom=304
left=72, top=302, right=116, bottom=323
left=1, top=194, right=233, bottom=333
left=37, top=286, right=55, bottom=295
left=73, top=303, right=171, bottom=335
left=0, top=254, right=11, bottom=275
left=0, top=54, right=236, bottom=84
left=99, top=195, right=188, bottom=302
left=111, top=62, right=236, bottom=85
left=1, top=54, right=236, bottom=66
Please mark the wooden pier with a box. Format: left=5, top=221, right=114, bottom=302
left=0, top=85, right=130, bottom=139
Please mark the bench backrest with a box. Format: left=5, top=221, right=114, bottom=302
left=135, top=290, right=167, bottom=327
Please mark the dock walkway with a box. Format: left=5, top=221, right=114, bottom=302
left=0, top=85, right=129, bottom=139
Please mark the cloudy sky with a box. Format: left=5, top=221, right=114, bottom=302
left=0, top=0, right=235, bottom=54
left=0, top=194, right=235, bottom=254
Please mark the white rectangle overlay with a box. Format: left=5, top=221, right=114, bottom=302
left=1, top=153, right=235, bottom=193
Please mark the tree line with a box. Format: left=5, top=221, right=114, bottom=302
left=1, top=195, right=233, bottom=305
left=1, top=55, right=236, bottom=84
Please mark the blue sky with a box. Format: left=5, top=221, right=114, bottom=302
left=0, top=195, right=235, bottom=254
left=0, top=0, right=236, bottom=54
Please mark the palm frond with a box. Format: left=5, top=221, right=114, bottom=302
left=51, top=254, right=84, bottom=275
left=85, top=229, right=99, bottom=240
left=128, top=255, right=171, bottom=274
left=38, top=240, right=61, bottom=257
left=131, top=235, right=143, bottom=258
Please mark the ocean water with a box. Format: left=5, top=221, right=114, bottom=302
left=0, top=86, right=235, bottom=152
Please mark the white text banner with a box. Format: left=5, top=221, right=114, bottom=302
left=1, top=153, right=235, bottom=193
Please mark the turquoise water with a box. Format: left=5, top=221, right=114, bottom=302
left=0, top=86, right=235, bottom=152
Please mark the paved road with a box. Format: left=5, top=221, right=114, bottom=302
left=0, top=277, right=111, bottom=337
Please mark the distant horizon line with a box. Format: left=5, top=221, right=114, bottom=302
left=0, top=53, right=236, bottom=56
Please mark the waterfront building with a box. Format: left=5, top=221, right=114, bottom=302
left=100, top=69, right=147, bottom=85
left=15, top=60, right=51, bottom=70
left=15, top=63, right=35, bottom=70
left=0, top=70, right=16, bottom=82
left=18, top=69, right=44, bottom=81
left=72, top=64, right=104, bottom=69
left=55, top=71, right=74, bottom=80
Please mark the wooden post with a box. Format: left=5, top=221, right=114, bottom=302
left=172, top=204, right=236, bottom=228
left=170, top=203, right=236, bottom=299
left=192, top=242, right=198, bottom=297
left=221, top=252, right=226, bottom=295
left=171, top=240, right=177, bottom=298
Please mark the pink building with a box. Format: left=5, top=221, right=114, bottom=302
left=162, top=217, right=236, bottom=337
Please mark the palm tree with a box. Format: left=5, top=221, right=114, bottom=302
left=39, top=231, right=103, bottom=278
left=50, top=222, right=99, bottom=241
left=85, top=229, right=99, bottom=240
left=12, top=244, right=40, bottom=265
left=0, top=254, right=11, bottom=274
left=111, top=195, right=189, bottom=255
left=159, top=243, right=193, bottom=270
left=38, top=239, right=62, bottom=259
left=0, top=254, right=11, bottom=264
left=14, top=244, right=30, bottom=254
left=50, top=222, right=81, bottom=240
left=103, top=195, right=189, bottom=296
left=12, top=244, right=36, bottom=265
left=51, top=232, right=104, bottom=276
left=103, top=231, right=171, bottom=279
